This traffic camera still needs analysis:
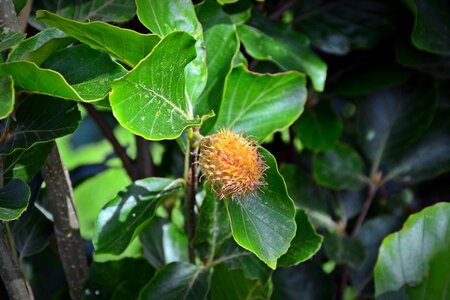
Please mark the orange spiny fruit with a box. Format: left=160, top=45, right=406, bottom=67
left=198, top=129, right=268, bottom=200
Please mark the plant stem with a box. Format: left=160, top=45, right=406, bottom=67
left=269, top=0, right=298, bottom=20
left=135, top=135, right=153, bottom=179
left=337, top=181, right=378, bottom=300
left=185, top=128, right=199, bottom=264
left=41, top=143, right=88, bottom=300
left=82, top=103, right=137, bottom=180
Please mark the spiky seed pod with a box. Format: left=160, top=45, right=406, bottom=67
left=198, top=129, right=268, bottom=200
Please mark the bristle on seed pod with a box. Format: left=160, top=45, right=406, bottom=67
left=198, top=129, right=268, bottom=200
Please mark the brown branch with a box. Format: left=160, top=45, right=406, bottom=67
left=269, top=0, right=298, bottom=20
left=82, top=103, right=137, bottom=180
left=41, top=143, right=88, bottom=300
left=134, top=135, right=153, bottom=179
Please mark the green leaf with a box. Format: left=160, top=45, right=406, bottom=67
left=8, top=28, right=74, bottom=65
left=136, top=0, right=207, bottom=103
left=161, top=223, right=189, bottom=264
left=93, top=178, right=184, bottom=255
left=272, top=262, right=333, bottom=300
left=210, top=263, right=269, bottom=300
left=226, top=148, right=296, bottom=269
left=323, top=231, right=365, bottom=268
left=0, top=31, right=25, bottom=52
left=0, top=95, right=80, bottom=155
left=409, top=0, right=450, bottom=55
left=327, top=63, right=411, bottom=97
left=0, top=75, right=14, bottom=119
left=396, top=37, right=450, bottom=79
left=278, top=209, right=323, bottom=267
left=32, top=0, right=136, bottom=24
left=139, top=217, right=166, bottom=268
left=110, top=31, right=201, bottom=140
left=292, top=0, right=394, bottom=55
left=407, top=248, right=450, bottom=300
left=194, top=188, right=230, bottom=262
left=358, top=77, right=437, bottom=164
left=374, top=202, right=450, bottom=297
left=12, top=207, right=53, bottom=259
left=196, top=0, right=232, bottom=31
left=296, top=101, right=342, bottom=151
left=212, top=65, right=306, bottom=142
left=237, top=15, right=327, bottom=92
left=385, top=134, right=450, bottom=184
left=139, top=262, right=211, bottom=300
left=83, top=258, right=154, bottom=300
left=0, top=179, right=30, bottom=221
left=41, top=44, right=126, bottom=101
left=194, top=24, right=239, bottom=119
left=4, top=142, right=53, bottom=182
left=313, top=143, right=367, bottom=190
left=36, top=10, right=160, bottom=67
left=280, top=164, right=337, bottom=230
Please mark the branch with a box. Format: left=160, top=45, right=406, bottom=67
left=82, top=103, right=137, bottom=180
left=0, top=0, right=21, bottom=33
left=134, top=135, right=153, bottom=179
left=269, top=0, right=298, bottom=20
left=41, top=143, right=88, bottom=300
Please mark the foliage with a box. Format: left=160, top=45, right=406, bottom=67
left=0, top=0, right=449, bottom=299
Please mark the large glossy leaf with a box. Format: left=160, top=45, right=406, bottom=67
left=195, top=0, right=232, bottom=31
left=93, top=178, right=184, bottom=255
left=237, top=15, right=327, bottom=92
left=408, top=0, right=450, bottom=55
left=278, top=209, right=323, bottom=267
left=296, top=101, right=342, bottom=151
left=212, top=65, right=306, bottom=142
left=358, top=77, right=437, bottom=165
left=396, top=38, right=450, bottom=79
left=313, top=143, right=368, bottom=190
left=194, top=188, right=230, bottom=262
left=12, top=207, right=53, bottom=259
left=226, top=148, right=296, bottom=269
left=136, top=0, right=207, bottom=103
left=0, top=46, right=126, bottom=103
left=0, top=75, right=14, bottom=119
left=385, top=134, right=450, bottom=184
left=292, top=0, right=394, bottom=55
left=139, top=217, right=166, bottom=268
left=194, top=24, right=239, bottom=119
left=31, top=0, right=136, bottom=24
left=210, top=263, right=269, bottom=300
left=0, top=179, right=30, bottom=221
left=110, top=31, right=201, bottom=140
left=0, top=95, right=80, bottom=155
left=374, top=202, right=450, bottom=297
left=4, top=142, right=53, bottom=182
left=8, top=27, right=74, bottom=65
left=36, top=11, right=160, bottom=67
left=83, top=258, right=154, bottom=300
left=139, top=262, right=211, bottom=300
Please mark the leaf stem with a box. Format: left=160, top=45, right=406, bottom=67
left=41, top=143, right=88, bottom=300
left=185, top=128, right=200, bottom=263
left=81, top=103, right=137, bottom=180
left=135, top=135, right=154, bottom=179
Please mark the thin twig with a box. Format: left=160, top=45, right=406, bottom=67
left=269, top=0, right=298, bottom=20
left=41, top=143, right=88, bottom=300
left=81, top=103, right=137, bottom=180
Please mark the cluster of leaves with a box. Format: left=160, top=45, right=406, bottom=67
left=0, top=0, right=449, bottom=299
